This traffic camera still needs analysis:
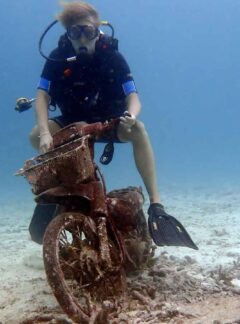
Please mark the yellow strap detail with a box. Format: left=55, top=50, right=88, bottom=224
left=100, top=21, right=109, bottom=25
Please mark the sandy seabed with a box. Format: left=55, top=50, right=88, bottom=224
left=1, top=185, right=240, bottom=324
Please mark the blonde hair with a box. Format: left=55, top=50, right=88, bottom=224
left=57, top=1, right=100, bottom=28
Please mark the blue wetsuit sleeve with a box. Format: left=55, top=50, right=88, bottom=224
left=122, top=80, right=137, bottom=96
left=37, top=48, right=60, bottom=94
left=37, top=77, right=51, bottom=92
left=110, top=51, right=138, bottom=97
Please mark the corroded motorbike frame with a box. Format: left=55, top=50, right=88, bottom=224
left=18, top=119, right=153, bottom=323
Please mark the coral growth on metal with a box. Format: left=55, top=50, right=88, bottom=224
left=18, top=135, right=95, bottom=194
left=42, top=186, right=154, bottom=323
left=18, top=121, right=155, bottom=323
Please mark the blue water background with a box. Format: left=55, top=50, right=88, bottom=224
left=0, top=0, right=240, bottom=204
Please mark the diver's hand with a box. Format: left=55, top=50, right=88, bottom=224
left=39, top=131, right=53, bottom=153
left=120, top=111, right=136, bottom=132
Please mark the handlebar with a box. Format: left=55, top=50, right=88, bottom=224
left=16, top=118, right=121, bottom=176
left=52, top=118, right=120, bottom=148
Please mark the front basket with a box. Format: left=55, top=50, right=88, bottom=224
left=18, top=136, right=95, bottom=194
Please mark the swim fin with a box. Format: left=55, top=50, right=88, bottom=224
left=148, top=203, right=198, bottom=250
left=29, top=203, right=60, bottom=244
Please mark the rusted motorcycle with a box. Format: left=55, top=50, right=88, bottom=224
left=17, top=119, right=154, bottom=323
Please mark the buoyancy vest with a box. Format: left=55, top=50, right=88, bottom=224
left=49, top=34, right=120, bottom=118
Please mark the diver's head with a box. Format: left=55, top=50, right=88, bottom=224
left=57, top=1, right=100, bottom=55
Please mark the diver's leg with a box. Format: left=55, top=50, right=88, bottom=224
left=29, top=120, right=61, bottom=151
left=117, top=121, right=160, bottom=204
left=117, top=121, right=198, bottom=249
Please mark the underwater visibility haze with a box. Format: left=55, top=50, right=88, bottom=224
left=0, top=0, right=240, bottom=199
left=1, top=1, right=240, bottom=322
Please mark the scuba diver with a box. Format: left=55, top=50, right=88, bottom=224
left=25, top=1, right=197, bottom=249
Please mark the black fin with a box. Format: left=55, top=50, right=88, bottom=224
left=29, top=203, right=60, bottom=244
left=148, top=207, right=198, bottom=250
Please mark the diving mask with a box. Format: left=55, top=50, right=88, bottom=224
left=66, top=25, right=100, bottom=41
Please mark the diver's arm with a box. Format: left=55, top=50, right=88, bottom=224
left=125, top=92, right=141, bottom=118
left=120, top=93, right=141, bottom=129
left=36, top=89, right=50, bottom=134
left=35, top=89, right=53, bottom=152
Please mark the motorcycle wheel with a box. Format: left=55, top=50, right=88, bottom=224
left=43, top=212, right=124, bottom=323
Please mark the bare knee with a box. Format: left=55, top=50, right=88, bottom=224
left=132, top=120, right=146, bottom=135
left=129, top=120, right=148, bottom=143
left=117, top=120, right=148, bottom=143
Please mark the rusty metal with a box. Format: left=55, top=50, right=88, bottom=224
left=18, top=120, right=154, bottom=323
left=97, top=217, right=112, bottom=268
left=52, top=120, right=120, bottom=148
left=18, top=136, right=95, bottom=194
